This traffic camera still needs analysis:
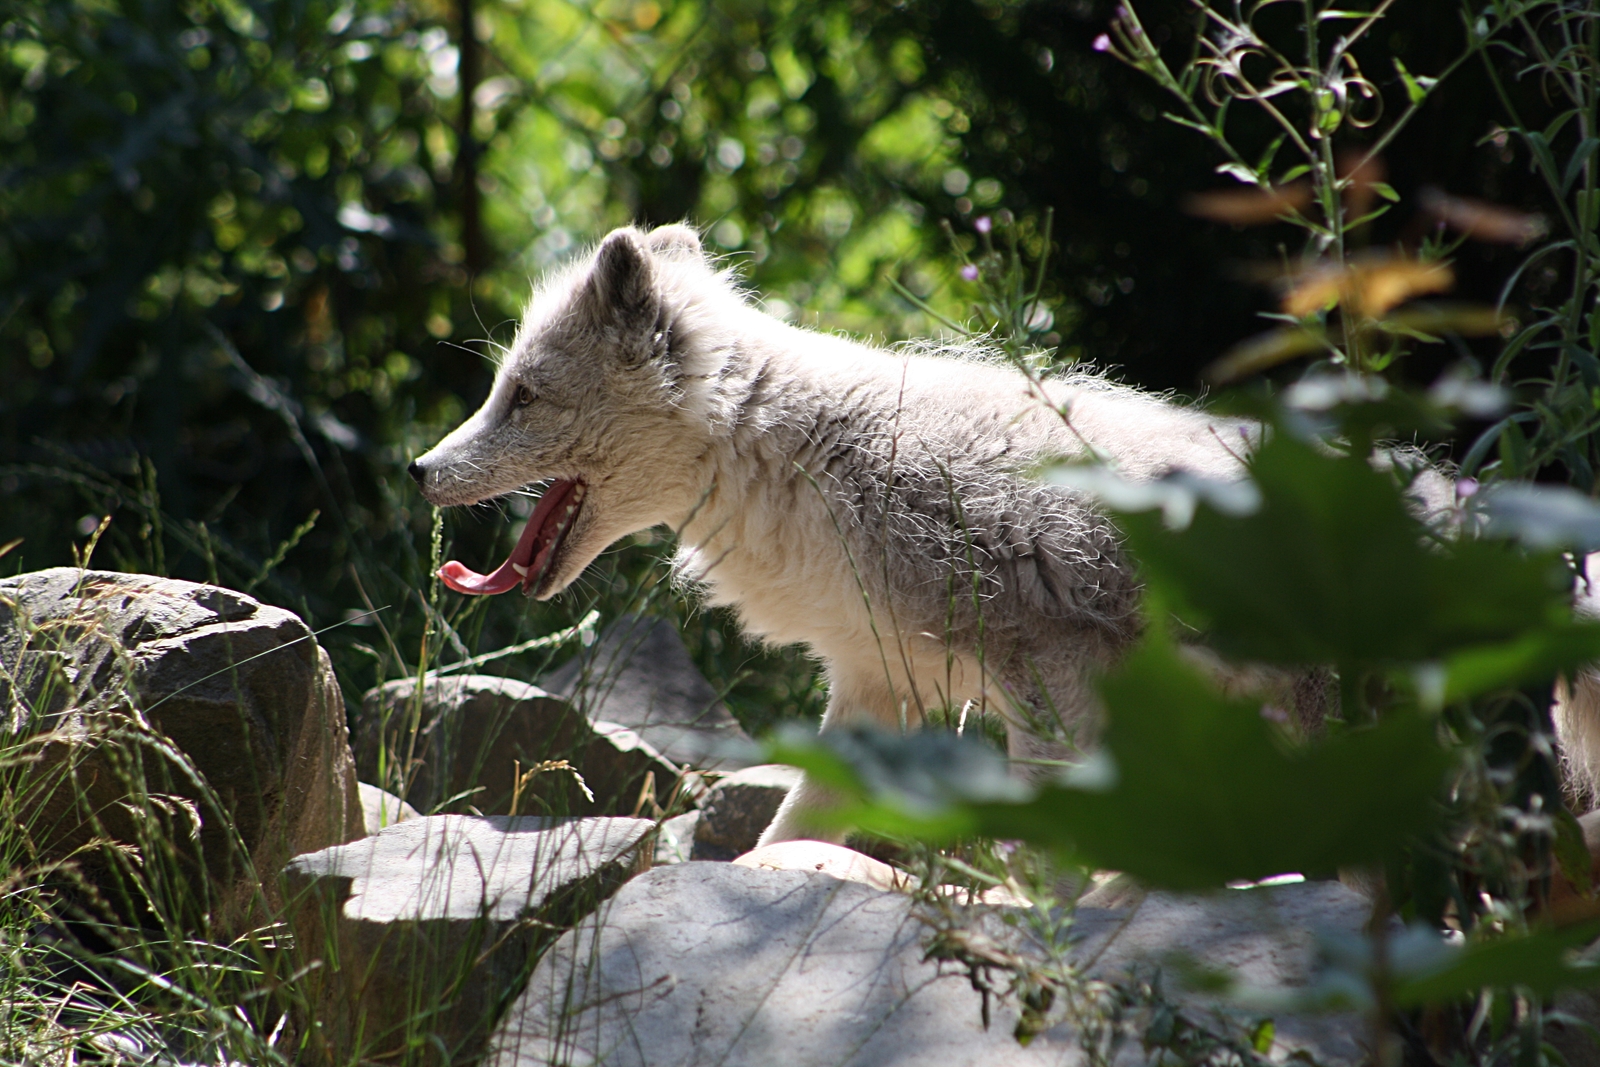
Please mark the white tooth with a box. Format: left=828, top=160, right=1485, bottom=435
left=512, top=563, right=528, bottom=577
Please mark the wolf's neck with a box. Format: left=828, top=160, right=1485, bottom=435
left=665, top=324, right=897, bottom=644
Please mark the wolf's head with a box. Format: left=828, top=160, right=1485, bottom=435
left=410, top=223, right=733, bottom=600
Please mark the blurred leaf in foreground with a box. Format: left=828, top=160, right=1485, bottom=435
left=1389, top=923, right=1600, bottom=1006
left=772, top=636, right=1453, bottom=890
left=1117, top=432, right=1583, bottom=678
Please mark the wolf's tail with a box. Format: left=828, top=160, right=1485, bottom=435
left=1557, top=554, right=1600, bottom=813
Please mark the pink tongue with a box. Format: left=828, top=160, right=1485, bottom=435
left=437, top=480, right=577, bottom=596
left=438, top=514, right=544, bottom=595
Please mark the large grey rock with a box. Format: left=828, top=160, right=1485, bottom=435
left=0, top=568, right=364, bottom=925
left=357, top=675, right=679, bottom=817
left=692, top=763, right=800, bottom=859
left=285, top=814, right=654, bottom=1066
left=487, top=863, right=1368, bottom=1067
left=540, top=614, right=756, bottom=770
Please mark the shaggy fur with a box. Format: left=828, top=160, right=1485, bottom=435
left=410, top=223, right=1600, bottom=842
left=410, top=223, right=1263, bottom=843
left=1555, top=554, right=1600, bottom=811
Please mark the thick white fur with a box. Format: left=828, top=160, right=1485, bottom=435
left=1556, top=554, right=1600, bottom=812
left=412, top=223, right=1257, bottom=843
left=412, top=223, right=1600, bottom=845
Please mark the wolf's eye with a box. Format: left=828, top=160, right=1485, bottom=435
left=512, top=384, right=536, bottom=409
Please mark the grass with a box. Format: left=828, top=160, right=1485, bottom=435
left=0, top=543, right=712, bottom=1066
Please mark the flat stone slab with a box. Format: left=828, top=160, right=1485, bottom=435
left=487, top=863, right=1368, bottom=1067
left=285, top=815, right=653, bottom=1066
left=541, top=614, right=756, bottom=770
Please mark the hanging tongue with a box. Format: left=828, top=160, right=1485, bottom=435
left=438, top=480, right=585, bottom=595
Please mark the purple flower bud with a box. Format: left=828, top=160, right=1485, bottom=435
left=1093, top=33, right=1112, bottom=52
left=960, top=264, right=979, bottom=281
left=974, top=216, right=992, bottom=234
left=1456, top=477, right=1479, bottom=500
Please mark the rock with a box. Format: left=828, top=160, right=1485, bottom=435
left=357, top=782, right=419, bottom=835
left=356, top=675, right=679, bottom=818
left=1550, top=988, right=1600, bottom=1067
left=541, top=614, right=756, bottom=770
left=0, top=568, right=364, bottom=925
left=284, top=814, right=654, bottom=1066
left=692, top=763, right=800, bottom=859
left=734, top=839, right=907, bottom=892
left=487, top=863, right=1368, bottom=1067
left=652, top=810, right=699, bottom=866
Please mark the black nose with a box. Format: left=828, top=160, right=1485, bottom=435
left=407, top=460, right=425, bottom=486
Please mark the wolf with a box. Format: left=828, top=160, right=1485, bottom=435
left=408, top=223, right=1595, bottom=845
left=408, top=222, right=1262, bottom=844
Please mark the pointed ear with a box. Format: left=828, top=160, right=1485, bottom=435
left=644, top=223, right=704, bottom=260
left=579, top=229, right=660, bottom=359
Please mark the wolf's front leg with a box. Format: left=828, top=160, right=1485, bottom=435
left=756, top=669, right=904, bottom=847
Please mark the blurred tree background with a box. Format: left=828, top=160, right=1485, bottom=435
left=0, top=0, right=1575, bottom=730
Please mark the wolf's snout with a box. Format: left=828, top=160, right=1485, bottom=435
left=407, top=459, right=426, bottom=486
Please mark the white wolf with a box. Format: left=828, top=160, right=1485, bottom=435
left=409, top=223, right=1600, bottom=842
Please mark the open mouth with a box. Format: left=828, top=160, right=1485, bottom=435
left=437, top=479, right=587, bottom=596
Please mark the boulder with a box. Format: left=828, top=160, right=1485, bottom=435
left=0, top=568, right=364, bottom=924
left=283, top=814, right=653, bottom=1066
left=356, top=675, right=679, bottom=818
left=487, top=863, right=1369, bottom=1067
left=357, top=782, right=419, bottom=835
left=692, top=763, right=800, bottom=859
left=540, top=614, right=756, bottom=770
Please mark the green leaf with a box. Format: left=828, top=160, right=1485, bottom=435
left=1441, top=624, right=1600, bottom=704
left=1115, top=432, right=1574, bottom=668
left=972, top=636, right=1452, bottom=888
left=1392, top=58, right=1437, bottom=105
left=1565, top=138, right=1600, bottom=197
left=1393, top=924, right=1600, bottom=1006
left=1554, top=807, right=1595, bottom=901
left=1369, top=181, right=1400, bottom=202
left=770, top=636, right=1452, bottom=890
left=1256, top=134, right=1286, bottom=176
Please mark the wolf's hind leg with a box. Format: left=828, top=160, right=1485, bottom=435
left=993, top=659, right=1103, bottom=786
left=757, top=670, right=905, bottom=847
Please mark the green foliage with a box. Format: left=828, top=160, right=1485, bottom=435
left=1117, top=432, right=1596, bottom=687
left=777, top=635, right=1451, bottom=889
left=4, top=0, right=1600, bottom=1059
left=993, top=638, right=1450, bottom=889
left=1392, top=923, right=1600, bottom=1007
left=771, top=389, right=1600, bottom=1045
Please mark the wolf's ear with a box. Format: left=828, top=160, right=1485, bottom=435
left=580, top=229, right=659, bottom=360
left=644, top=223, right=703, bottom=260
